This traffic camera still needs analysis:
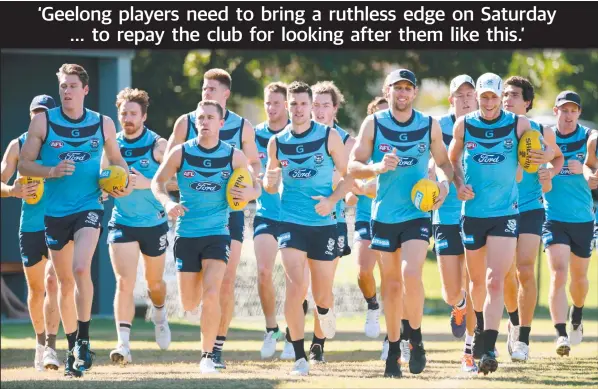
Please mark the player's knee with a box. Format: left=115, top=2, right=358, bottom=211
left=116, top=275, right=135, bottom=295
left=202, top=286, right=219, bottom=307
left=402, top=265, right=422, bottom=285
left=180, top=296, right=197, bottom=312
left=45, top=272, right=58, bottom=295
left=146, top=278, right=164, bottom=293
left=443, top=286, right=461, bottom=306
left=28, top=280, right=45, bottom=298
left=257, top=265, right=273, bottom=283
left=550, top=265, right=567, bottom=288
left=516, top=263, right=535, bottom=286
left=486, top=271, right=504, bottom=295
left=72, top=264, right=91, bottom=279
left=383, top=278, right=402, bottom=297
left=57, top=277, right=75, bottom=296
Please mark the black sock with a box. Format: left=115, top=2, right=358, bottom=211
left=316, top=306, right=329, bottom=315
left=555, top=323, right=567, bottom=338
left=286, top=327, right=292, bottom=342
left=519, top=326, right=531, bottom=345
left=400, top=319, right=412, bottom=341
left=36, top=331, right=46, bottom=347
left=571, top=305, right=583, bottom=324
left=365, top=294, right=379, bottom=310
left=475, top=311, right=484, bottom=330
left=384, top=334, right=388, bottom=342
left=484, top=330, right=499, bottom=353
left=389, top=340, right=400, bottom=355
left=213, top=336, right=226, bottom=353
left=66, top=331, right=77, bottom=350
left=509, top=309, right=520, bottom=326
left=410, top=327, right=422, bottom=345
left=201, top=351, right=213, bottom=359
left=266, top=325, right=279, bottom=333
left=76, top=320, right=90, bottom=341
left=46, top=334, right=57, bottom=350
left=292, top=339, right=307, bottom=361
left=311, top=335, right=325, bottom=351
left=303, top=300, right=308, bottom=315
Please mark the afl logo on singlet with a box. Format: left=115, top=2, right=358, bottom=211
left=50, top=140, right=64, bottom=149
left=259, top=152, right=266, bottom=160
left=378, top=144, right=392, bottom=153
left=183, top=170, right=196, bottom=178
left=59, top=151, right=91, bottom=162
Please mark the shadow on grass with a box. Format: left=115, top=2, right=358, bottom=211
left=0, top=378, right=280, bottom=389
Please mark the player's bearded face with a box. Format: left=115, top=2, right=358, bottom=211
left=118, top=101, right=146, bottom=135
left=389, top=81, right=416, bottom=112
left=289, top=93, right=312, bottom=126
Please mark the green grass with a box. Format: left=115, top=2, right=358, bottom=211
left=2, top=315, right=597, bottom=388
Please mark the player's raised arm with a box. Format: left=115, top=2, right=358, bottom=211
left=18, top=113, right=66, bottom=178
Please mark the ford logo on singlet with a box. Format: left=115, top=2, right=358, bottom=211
left=190, top=181, right=222, bottom=192
left=289, top=168, right=317, bottom=179
left=58, top=151, right=91, bottom=162
left=473, top=153, right=506, bottom=165
left=559, top=167, right=572, bottom=176
left=397, top=156, right=418, bottom=167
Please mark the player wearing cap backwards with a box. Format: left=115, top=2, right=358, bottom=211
left=542, top=91, right=597, bottom=357
left=448, top=73, right=556, bottom=375
left=501, top=76, right=563, bottom=362
left=1, top=94, right=63, bottom=372
left=430, top=75, right=479, bottom=372
left=349, top=69, right=454, bottom=378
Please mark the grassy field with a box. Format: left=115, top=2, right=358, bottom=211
left=1, top=314, right=597, bottom=388
left=2, top=227, right=597, bottom=388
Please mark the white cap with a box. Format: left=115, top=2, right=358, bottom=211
left=476, top=73, right=503, bottom=97
left=449, top=75, right=475, bottom=95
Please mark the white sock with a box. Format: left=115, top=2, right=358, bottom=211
left=455, top=290, right=467, bottom=309
left=118, top=322, right=131, bottom=347
left=464, top=334, right=474, bottom=354
left=153, top=304, right=166, bottom=323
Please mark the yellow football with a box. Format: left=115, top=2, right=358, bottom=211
left=411, top=178, right=439, bottom=212
left=518, top=130, right=544, bottom=173
left=226, top=167, right=253, bottom=211
left=18, top=176, right=44, bottom=205
left=99, top=165, right=129, bottom=192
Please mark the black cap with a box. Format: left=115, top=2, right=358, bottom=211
left=555, top=90, right=581, bottom=109
left=29, top=95, right=56, bottom=112
left=386, top=69, right=417, bottom=87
